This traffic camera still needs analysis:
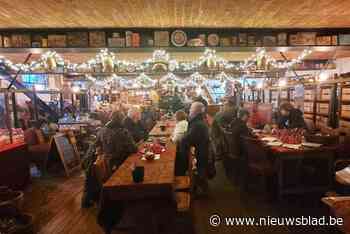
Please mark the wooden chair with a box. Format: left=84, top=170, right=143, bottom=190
left=174, top=191, right=194, bottom=234
left=241, top=136, right=275, bottom=194
left=175, top=192, right=191, bottom=213
left=174, top=147, right=195, bottom=192
left=322, top=196, right=350, bottom=234
left=24, top=128, right=51, bottom=173
left=93, top=154, right=111, bottom=185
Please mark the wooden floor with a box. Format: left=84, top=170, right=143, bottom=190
left=22, top=163, right=342, bottom=234
left=22, top=173, right=103, bottom=234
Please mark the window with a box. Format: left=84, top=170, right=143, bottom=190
left=21, top=74, right=48, bottom=90
left=205, top=80, right=225, bottom=104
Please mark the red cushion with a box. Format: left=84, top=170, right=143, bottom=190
left=24, top=128, right=38, bottom=146
left=28, top=144, right=50, bottom=155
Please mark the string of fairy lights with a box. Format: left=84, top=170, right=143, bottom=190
left=0, top=47, right=318, bottom=91
left=0, top=47, right=313, bottom=74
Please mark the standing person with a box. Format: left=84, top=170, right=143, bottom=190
left=276, top=102, right=307, bottom=130
left=124, top=107, right=147, bottom=143
left=171, top=110, right=188, bottom=144
left=177, top=102, right=210, bottom=197
left=193, top=95, right=208, bottom=112
left=229, top=109, right=254, bottom=183
left=211, top=97, right=237, bottom=160
left=230, top=109, right=253, bottom=158
left=96, top=111, right=138, bottom=172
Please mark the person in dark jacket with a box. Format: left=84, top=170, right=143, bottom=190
left=176, top=102, right=210, bottom=196
left=211, top=98, right=237, bottom=159
left=96, top=111, right=138, bottom=171
left=124, top=107, right=147, bottom=143
left=81, top=141, right=98, bottom=208
left=230, top=109, right=253, bottom=158
left=227, top=109, right=254, bottom=183
left=277, top=102, right=307, bottom=129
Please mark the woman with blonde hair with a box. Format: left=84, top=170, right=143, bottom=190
left=171, top=110, right=188, bottom=144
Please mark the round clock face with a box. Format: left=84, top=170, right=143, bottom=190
left=171, top=30, right=187, bottom=47
left=208, top=34, right=220, bottom=46
left=126, top=64, right=136, bottom=73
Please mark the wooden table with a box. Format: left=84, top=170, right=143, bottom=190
left=103, top=140, right=176, bottom=201
left=148, top=120, right=175, bottom=137
left=257, top=135, right=336, bottom=199
left=100, top=137, right=177, bottom=233
left=0, top=142, right=30, bottom=189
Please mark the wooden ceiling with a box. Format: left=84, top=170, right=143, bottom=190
left=1, top=0, right=350, bottom=29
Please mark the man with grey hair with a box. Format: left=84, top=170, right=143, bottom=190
left=176, top=101, right=210, bottom=197
left=124, top=106, right=147, bottom=143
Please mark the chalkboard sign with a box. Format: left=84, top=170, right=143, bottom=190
left=52, top=133, right=80, bottom=176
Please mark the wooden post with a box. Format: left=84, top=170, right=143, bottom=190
left=11, top=91, right=19, bottom=128
left=33, top=87, right=39, bottom=121
left=59, top=92, right=64, bottom=117
left=4, top=91, right=13, bottom=143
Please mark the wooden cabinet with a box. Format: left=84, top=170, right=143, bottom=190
left=304, top=88, right=315, bottom=101
left=341, top=87, right=350, bottom=101
left=339, top=85, right=350, bottom=133
left=320, top=87, right=332, bottom=101
left=316, top=115, right=328, bottom=128
left=317, top=103, right=329, bottom=115
left=341, top=105, right=350, bottom=118
left=304, top=102, right=314, bottom=113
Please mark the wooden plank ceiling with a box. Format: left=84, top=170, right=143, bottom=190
left=0, top=0, right=350, bottom=28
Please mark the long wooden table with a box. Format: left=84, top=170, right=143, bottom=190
left=103, top=140, right=177, bottom=201
left=257, top=134, right=336, bottom=200
left=100, top=123, right=177, bottom=233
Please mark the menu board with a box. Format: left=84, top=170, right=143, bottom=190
left=52, top=133, right=80, bottom=176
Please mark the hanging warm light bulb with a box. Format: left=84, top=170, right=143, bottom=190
left=318, top=72, right=329, bottom=82
left=72, top=86, right=81, bottom=93
left=278, top=79, right=287, bottom=87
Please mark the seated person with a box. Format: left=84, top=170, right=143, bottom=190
left=96, top=111, right=137, bottom=171
left=124, top=107, right=147, bottom=143
left=276, top=102, right=307, bottom=130
left=171, top=110, right=188, bottom=144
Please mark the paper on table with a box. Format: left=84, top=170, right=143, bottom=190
left=141, top=154, right=161, bottom=161
left=282, top=144, right=302, bottom=150
left=266, top=141, right=283, bottom=147
left=302, top=142, right=322, bottom=148
left=261, top=137, right=279, bottom=142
